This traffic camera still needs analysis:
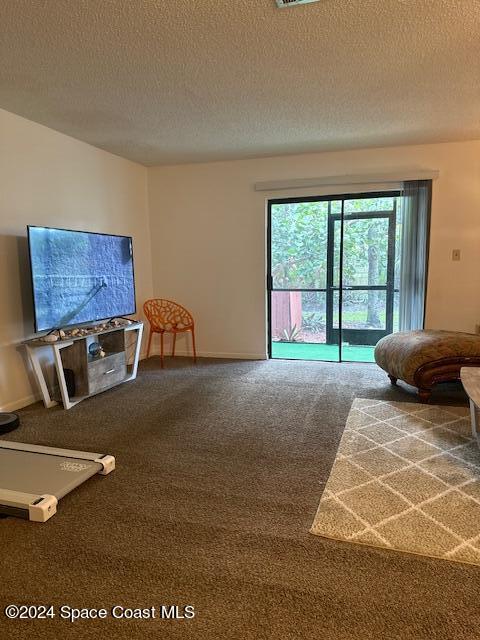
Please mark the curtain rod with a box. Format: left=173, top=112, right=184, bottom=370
left=254, top=170, right=439, bottom=192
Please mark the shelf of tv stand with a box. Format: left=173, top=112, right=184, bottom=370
left=24, top=321, right=144, bottom=410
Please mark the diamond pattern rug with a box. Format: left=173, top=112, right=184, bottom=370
left=310, top=398, right=480, bottom=566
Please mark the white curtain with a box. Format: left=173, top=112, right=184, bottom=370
left=398, top=180, right=432, bottom=331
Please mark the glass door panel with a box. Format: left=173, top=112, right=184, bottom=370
left=330, top=198, right=397, bottom=362
left=269, top=200, right=340, bottom=361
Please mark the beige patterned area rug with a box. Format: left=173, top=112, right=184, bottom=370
left=310, top=398, right=480, bottom=566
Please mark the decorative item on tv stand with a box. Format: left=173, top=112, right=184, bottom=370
left=24, top=317, right=144, bottom=411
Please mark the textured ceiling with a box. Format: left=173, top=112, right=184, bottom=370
left=1, top=0, right=479, bottom=165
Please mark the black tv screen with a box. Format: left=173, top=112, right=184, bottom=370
left=28, top=226, right=136, bottom=332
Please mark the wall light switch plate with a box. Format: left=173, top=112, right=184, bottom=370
left=452, top=249, right=461, bottom=261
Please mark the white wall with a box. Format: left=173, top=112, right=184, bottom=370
left=0, top=109, right=152, bottom=411
left=147, top=140, right=480, bottom=359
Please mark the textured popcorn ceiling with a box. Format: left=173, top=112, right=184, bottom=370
left=1, top=0, right=479, bottom=165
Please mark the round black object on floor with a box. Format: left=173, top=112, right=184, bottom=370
left=0, top=413, right=20, bottom=434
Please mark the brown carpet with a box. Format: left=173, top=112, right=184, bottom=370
left=1, top=357, right=479, bottom=640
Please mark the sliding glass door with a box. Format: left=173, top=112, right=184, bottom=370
left=268, top=192, right=402, bottom=363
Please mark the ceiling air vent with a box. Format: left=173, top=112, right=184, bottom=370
left=276, top=0, right=321, bottom=7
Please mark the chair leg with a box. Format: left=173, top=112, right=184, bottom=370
left=172, top=332, right=176, bottom=357
left=191, top=327, right=197, bottom=364
left=160, top=332, right=164, bottom=369
left=147, top=329, right=153, bottom=358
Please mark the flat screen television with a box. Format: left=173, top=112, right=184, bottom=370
left=27, top=226, right=136, bottom=332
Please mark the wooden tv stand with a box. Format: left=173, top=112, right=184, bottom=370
left=25, top=321, right=143, bottom=410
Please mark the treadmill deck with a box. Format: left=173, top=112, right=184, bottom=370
left=0, top=448, right=102, bottom=499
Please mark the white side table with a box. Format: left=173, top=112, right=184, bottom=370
left=460, top=367, right=480, bottom=447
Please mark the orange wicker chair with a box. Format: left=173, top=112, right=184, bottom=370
left=143, top=299, right=197, bottom=368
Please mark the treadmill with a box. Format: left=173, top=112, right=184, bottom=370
left=0, top=441, right=115, bottom=522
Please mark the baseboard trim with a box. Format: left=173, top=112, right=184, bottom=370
left=147, top=348, right=267, bottom=360
left=0, top=393, right=41, bottom=412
